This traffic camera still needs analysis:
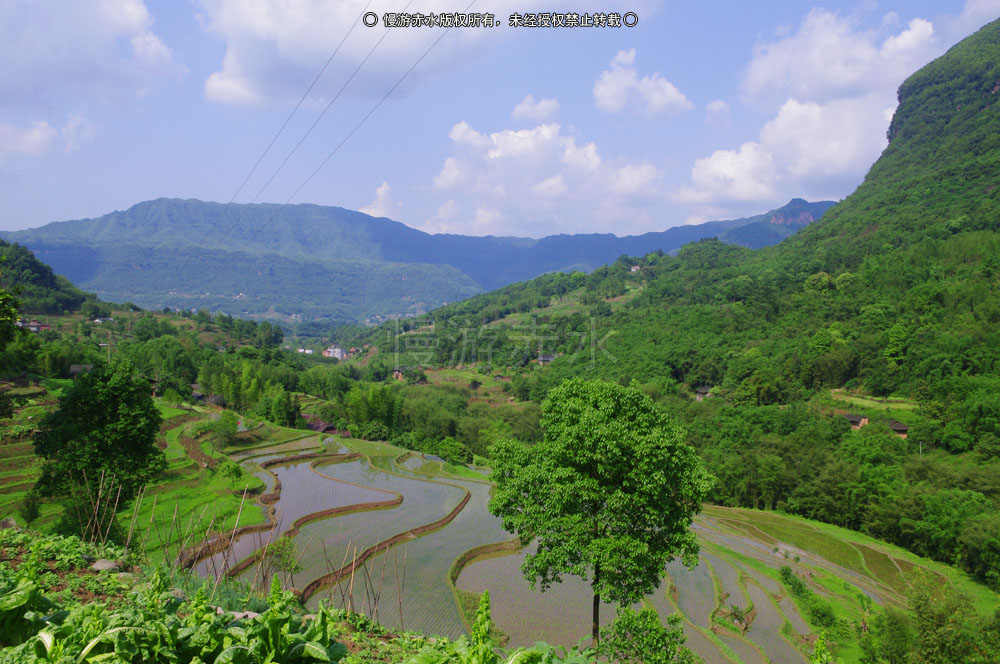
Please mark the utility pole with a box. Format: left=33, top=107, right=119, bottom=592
left=107, top=329, right=112, bottom=363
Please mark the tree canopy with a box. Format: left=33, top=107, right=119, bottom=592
left=34, top=360, right=164, bottom=516
left=488, top=378, right=713, bottom=641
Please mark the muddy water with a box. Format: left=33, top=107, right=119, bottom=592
left=229, top=436, right=323, bottom=460
left=455, top=544, right=617, bottom=647
left=333, top=475, right=513, bottom=639
left=744, top=583, right=807, bottom=663
left=270, top=458, right=467, bottom=602
left=644, top=571, right=733, bottom=664
left=194, top=458, right=391, bottom=576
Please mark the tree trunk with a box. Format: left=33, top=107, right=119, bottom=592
left=592, top=561, right=600, bottom=645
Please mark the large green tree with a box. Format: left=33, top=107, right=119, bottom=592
left=488, top=378, right=713, bottom=642
left=34, top=360, right=164, bottom=534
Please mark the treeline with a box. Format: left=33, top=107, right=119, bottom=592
left=296, top=363, right=541, bottom=463
left=0, top=240, right=91, bottom=314
left=677, top=397, right=1000, bottom=589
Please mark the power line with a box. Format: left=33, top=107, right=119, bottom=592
left=250, top=0, right=476, bottom=244
left=193, top=0, right=375, bottom=250
left=208, top=0, right=417, bottom=250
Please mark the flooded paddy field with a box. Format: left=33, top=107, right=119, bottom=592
left=192, top=436, right=967, bottom=663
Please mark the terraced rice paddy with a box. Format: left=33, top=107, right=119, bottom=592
left=329, top=474, right=510, bottom=637
left=282, top=461, right=466, bottom=602
left=456, top=544, right=618, bottom=646
left=194, top=458, right=396, bottom=577
left=744, top=583, right=807, bottom=663
left=189, top=435, right=993, bottom=663
left=229, top=435, right=322, bottom=460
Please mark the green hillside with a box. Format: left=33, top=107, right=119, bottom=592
left=1, top=198, right=832, bottom=326
left=353, top=18, right=1000, bottom=596
left=0, top=240, right=94, bottom=315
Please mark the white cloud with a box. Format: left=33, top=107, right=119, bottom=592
left=0, top=121, right=58, bottom=162
left=448, top=121, right=489, bottom=149
left=676, top=142, right=775, bottom=205
left=760, top=95, right=890, bottom=185
left=705, top=100, right=731, bottom=130
left=471, top=205, right=503, bottom=233
left=421, top=199, right=462, bottom=234
left=677, top=4, right=995, bottom=217
left=741, top=9, right=940, bottom=105
left=0, top=0, right=183, bottom=106
left=533, top=175, right=566, bottom=197
left=422, top=119, right=667, bottom=236
left=945, top=0, right=1000, bottom=40
left=197, top=0, right=654, bottom=106
left=593, top=48, right=693, bottom=117
left=433, top=157, right=467, bottom=189
left=0, top=114, right=99, bottom=162
left=676, top=92, right=893, bottom=206
left=512, top=94, right=559, bottom=121
left=612, top=163, right=659, bottom=196
left=487, top=124, right=560, bottom=160
left=562, top=139, right=601, bottom=171
left=61, top=114, right=98, bottom=152
left=359, top=181, right=400, bottom=218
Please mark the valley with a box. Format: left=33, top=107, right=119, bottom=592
left=3, top=12, right=1000, bottom=664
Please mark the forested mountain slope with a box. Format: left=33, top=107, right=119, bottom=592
left=371, top=17, right=1000, bottom=422
left=351, top=18, right=1000, bottom=593
left=0, top=198, right=831, bottom=324
left=0, top=240, right=94, bottom=315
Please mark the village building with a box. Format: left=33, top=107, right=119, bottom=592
left=694, top=385, right=713, bottom=401
left=887, top=420, right=909, bottom=438
left=537, top=354, right=555, bottom=365
left=18, top=319, right=52, bottom=333
left=843, top=413, right=870, bottom=429
left=303, top=414, right=338, bottom=434
left=323, top=345, right=346, bottom=360
left=69, top=364, right=93, bottom=379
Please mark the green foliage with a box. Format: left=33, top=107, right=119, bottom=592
left=33, top=360, right=165, bottom=516
left=810, top=632, right=840, bottom=664
left=1, top=198, right=831, bottom=325
left=599, top=607, right=694, bottom=664
left=405, top=589, right=597, bottom=664
left=0, top=240, right=88, bottom=314
left=859, top=571, right=1000, bottom=663
left=325, top=18, right=1000, bottom=591
left=264, top=537, right=304, bottom=588
left=489, top=378, right=713, bottom=638
left=779, top=566, right=838, bottom=629
left=0, top=553, right=349, bottom=664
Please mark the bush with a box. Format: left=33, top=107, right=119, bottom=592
left=161, top=387, right=182, bottom=404
left=600, top=607, right=696, bottom=664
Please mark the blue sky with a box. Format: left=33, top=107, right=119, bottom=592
left=1, top=0, right=997, bottom=237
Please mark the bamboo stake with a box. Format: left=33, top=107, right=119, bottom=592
left=394, top=547, right=403, bottom=632
left=101, top=483, right=123, bottom=546
left=213, top=485, right=247, bottom=601
left=124, top=486, right=145, bottom=554
left=374, top=543, right=387, bottom=624
left=141, top=495, right=158, bottom=561
left=177, top=504, right=210, bottom=567
left=400, top=543, right=407, bottom=632
left=165, top=503, right=179, bottom=569
left=347, top=546, right=357, bottom=614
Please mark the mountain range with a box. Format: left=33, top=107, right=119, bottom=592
left=0, top=198, right=833, bottom=325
